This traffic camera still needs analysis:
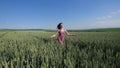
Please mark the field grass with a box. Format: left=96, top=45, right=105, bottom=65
left=0, top=30, right=120, bottom=68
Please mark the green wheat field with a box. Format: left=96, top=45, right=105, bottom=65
left=0, top=28, right=120, bottom=68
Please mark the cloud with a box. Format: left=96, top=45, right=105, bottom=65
left=68, top=9, right=120, bottom=29
left=107, top=15, right=112, bottom=18
left=96, top=15, right=112, bottom=20
left=102, top=16, right=107, bottom=19
left=90, top=10, right=120, bottom=28
left=111, top=12, right=117, bottom=15
left=111, top=9, right=120, bottom=15
left=118, top=10, right=120, bottom=13
left=97, top=10, right=120, bottom=20
left=96, top=18, right=101, bottom=20
left=89, top=19, right=120, bottom=28
left=97, top=9, right=120, bottom=20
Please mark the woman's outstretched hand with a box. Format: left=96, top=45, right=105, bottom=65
left=50, top=34, right=56, bottom=39
left=51, top=34, right=56, bottom=38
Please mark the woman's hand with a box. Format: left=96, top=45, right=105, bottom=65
left=50, top=34, right=56, bottom=38
left=50, top=30, right=58, bottom=39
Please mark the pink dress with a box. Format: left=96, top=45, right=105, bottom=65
left=57, top=30, right=65, bottom=43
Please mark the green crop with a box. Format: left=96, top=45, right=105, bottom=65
left=0, top=31, right=120, bottom=68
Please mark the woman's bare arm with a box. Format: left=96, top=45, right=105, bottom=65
left=50, top=30, right=58, bottom=38
left=65, top=30, right=75, bottom=36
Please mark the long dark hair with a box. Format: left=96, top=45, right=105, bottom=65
left=57, top=23, right=62, bottom=29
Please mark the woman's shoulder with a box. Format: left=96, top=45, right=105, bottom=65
left=64, top=29, right=67, bottom=31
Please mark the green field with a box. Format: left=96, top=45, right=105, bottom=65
left=0, top=29, right=120, bottom=68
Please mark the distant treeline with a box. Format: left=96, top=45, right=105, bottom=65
left=68, top=28, right=120, bottom=32
left=0, top=28, right=120, bottom=32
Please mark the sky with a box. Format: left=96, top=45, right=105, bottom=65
left=0, top=0, right=120, bottom=29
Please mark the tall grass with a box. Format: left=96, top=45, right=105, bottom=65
left=0, top=31, right=120, bottom=68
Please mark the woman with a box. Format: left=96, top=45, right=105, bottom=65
left=50, top=23, right=75, bottom=44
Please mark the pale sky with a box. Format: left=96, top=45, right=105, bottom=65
left=0, top=0, right=120, bottom=29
